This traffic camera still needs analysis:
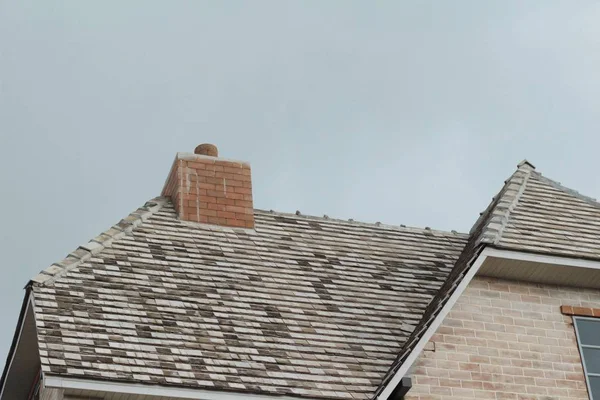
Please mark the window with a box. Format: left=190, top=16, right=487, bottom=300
left=575, top=317, right=600, bottom=399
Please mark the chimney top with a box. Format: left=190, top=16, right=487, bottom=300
left=194, top=143, right=219, bottom=157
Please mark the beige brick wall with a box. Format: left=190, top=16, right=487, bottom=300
left=39, top=387, right=63, bottom=400
left=406, top=276, right=598, bottom=400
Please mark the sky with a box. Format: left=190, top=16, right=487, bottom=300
left=1, top=0, right=600, bottom=366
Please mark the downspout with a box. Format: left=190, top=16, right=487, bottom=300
left=390, top=376, right=412, bottom=400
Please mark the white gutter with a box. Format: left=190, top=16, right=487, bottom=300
left=44, top=376, right=322, bottom=400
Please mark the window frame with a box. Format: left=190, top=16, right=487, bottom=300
left=573, top=316, right=600, bottom=400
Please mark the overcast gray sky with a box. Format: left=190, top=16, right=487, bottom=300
left=1, top=1, right=600, bottom=364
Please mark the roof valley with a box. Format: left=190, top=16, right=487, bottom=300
left=373, top=160, right=536, bottom=396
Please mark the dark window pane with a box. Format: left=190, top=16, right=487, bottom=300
left=577, top=319, right=600, bottom=346
left=584, top=347, right=600, bottom=374
left=589, top=376, right=600, bottom=399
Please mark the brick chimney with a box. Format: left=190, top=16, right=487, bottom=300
left=162, top=144, right=254, bottom=228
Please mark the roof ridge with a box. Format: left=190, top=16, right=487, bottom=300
left=491, top=168, right=532, bottom=245
left=470, top=162, right=533, bottom=245
left=254, top=208, right=467, bottom=237
left=533, top=170, right=600, bottom=208
left=30, top=197, right=168, bottom=286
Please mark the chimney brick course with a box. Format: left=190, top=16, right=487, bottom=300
left=162, top=148, right=254, bottom=229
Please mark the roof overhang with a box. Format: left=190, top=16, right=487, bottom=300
left=0, top=289, right=41, bottom=400
left=479, top=247, right=600, bottom=288
left=377, top=246, right=600, bottom=400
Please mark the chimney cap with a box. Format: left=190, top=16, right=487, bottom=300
left=195, top=143, right=219, bottom=157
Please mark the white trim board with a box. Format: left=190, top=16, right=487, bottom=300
left=376, top=248, right=492, bottom=400
left=44, top=376, right=321, bottom=400
left=484, top=247, right=600, bottom=270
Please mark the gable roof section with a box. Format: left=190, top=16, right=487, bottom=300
left=487, top=166, right=600, bottom=259
left=29, top=199, right=467, bottom=400
left=376, top=160, right=600, bottom=398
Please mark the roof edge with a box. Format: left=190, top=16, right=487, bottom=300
left=30, top=197, right=168, bottom=287
left=534, top=171, right=600, bottom=208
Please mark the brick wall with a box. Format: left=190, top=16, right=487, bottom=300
left=162, top=154, right=254, bottom=228
left=406, top=276, right=596, bottom=399
left=39, top=387, right=63, bottom=400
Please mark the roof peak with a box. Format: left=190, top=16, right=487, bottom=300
left=517, top=159, right=536, bottom=171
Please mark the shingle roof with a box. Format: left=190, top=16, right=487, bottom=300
left=375, top=160, right=600, bottom=397
left=31, top=198, right=467, bottom=399
left=28, top=158, right=600, bottom=400
left=483, top=164, right=600, bottom=259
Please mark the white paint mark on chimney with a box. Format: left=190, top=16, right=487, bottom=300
left=178, top=160, right=184, bottom=217
left=223, top=178, right=227, bottom=196
left=185, top=167, right=191, bottom=193
left=194, top=169, right=200, bottom=222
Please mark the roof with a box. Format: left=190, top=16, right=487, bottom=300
left=18, top=158, right=600, bottom=400
left=375, top=159, right=600, bottom=397
left=30, top=198, right=467, bottom=400
left=481, top=163, right=600, bottom=259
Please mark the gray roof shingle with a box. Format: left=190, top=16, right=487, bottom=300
left=491, top=169, right=600, bottom=259
left=463, top=159, right=600, bottom=259
left=32, top=198, right=467, bottom=399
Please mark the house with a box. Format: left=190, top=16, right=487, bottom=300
left=1, top=143, right=599, bottom=400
